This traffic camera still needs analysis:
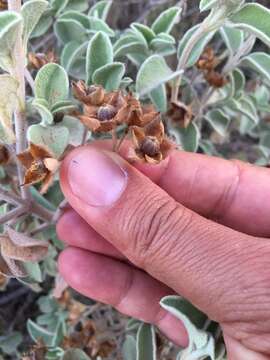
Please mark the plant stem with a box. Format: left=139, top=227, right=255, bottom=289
left=0, top=186, right=25, bottom=206
left=24, top=68, right=35, bottom=93
left=8, top=0, right=30, bottom=200
left=0, top=206, right=26, bottom=225
left=32, top=202, right=54, bottom=222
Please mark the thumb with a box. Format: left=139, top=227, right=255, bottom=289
left=60, top=146, right=270, bottom=323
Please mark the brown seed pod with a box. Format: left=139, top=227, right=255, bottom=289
left=140, top=137, right=160, bottom=157
left=0, top=0, right=8, bottom=10
left=28, top=51, right=57, bottom=70
left=97, top=105, right=117, bottom=121
left=205, top=70, right=228, bottom=88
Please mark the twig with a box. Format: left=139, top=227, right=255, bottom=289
left=8, top=0, right=30, bottom=200
left=30, top=222, right=51, bottom=236
left=52, top=199, right=69, bottom=224
left=32, top=201, right=54, bottom=222
left=0, top=206, right=27, bottom=225
left=24, top=68, right=35, bottom=93
left=0, top=186, right=25, bottom=206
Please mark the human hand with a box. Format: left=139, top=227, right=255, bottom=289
left=57, top=143, right=270, bottom=360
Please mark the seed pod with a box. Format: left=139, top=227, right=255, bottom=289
left=97, top=105, right=117, bottom=121
left=205, top=70, right=228, bottom=88
left=140, top=137, right=160, bottom=157
left=0, top=0, right=8, bottom=10
left=0, top=145, right=10, bottom=165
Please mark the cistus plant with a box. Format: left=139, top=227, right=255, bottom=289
left=0, top=0, right=270, bottom=358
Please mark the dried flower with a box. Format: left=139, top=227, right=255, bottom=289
left=130, top=115, right=174, bottom=164
left=205, top=70, right=228, bottom=88
left=28, top=51, right=57, bottom=70
left=17, top=143, right=59, bottom=194
left=72, top=81, right=105, bottom=106
left=0, top=144, right=10, bottom=165
left=0, top=227, right=48, bottom=278
left=78, top=90, right=126, bottom=132
left=196, top=47, right=218, bottom=71
left=167, top=101, right=193, bottom=128
left=0, top=0, right=7, bottom=10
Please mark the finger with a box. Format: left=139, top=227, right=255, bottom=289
left=58, top=247, right=188, bottom=346
left=57, top=209, right=123, bottom=259
left=224, top=335, right=269, bottom=360
left=60, top=146, right=270, bottom=332
left=95, top=140, right=270, bottom=237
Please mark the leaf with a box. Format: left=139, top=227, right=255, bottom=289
left=21, top=0, right=48, bottom=45
left=0, top=74, right=18, bottom=143
left=63, top=349, right=91, bottom=360
left=149, top=84, right=167, bottom=113
left=0, top=11, right=22, bottom=56
left=136, top=324, right=157, bottom=360
left=35, top=64, right=69, bottom=108
left=27, top=319, right=55, bottom=346
left=160, top=296, right=215, bottom=360
left=220, top=26, right=244, bottom=55
left=52, top=320, right=66, bottom=347
left=114, top=41, right=149, bottom=60
left=86, top=31, right=113, bottom=85
left=61, top=41, right=88, bottom=77
left=30, top=12, right=53, bottom=38
left=131, top=23, right=155, bottom=43
left=173, top=123, right=200, bottom=152
left=51, top=100, right=76, bottom=115
left=240, top=52, right=270, bottom=83
left=54, top=18, right=87, bottom=43
left=122, top=335, right=137, bottom=360
left=0, top=332, right=22, bottom=355
left=27, top=124, right=69, bottom=158
left=177, top=25, right=216, bottom=67
left=205, top=109, right=230, bottom=136
left=88, top=0, right=112, bottom=21
left=23, top=262, right=43, bottom=283
left=66, top=0, right=89, bottom=12
left=151, top=6, right=182, bottom=35
left=62, top=115, right=87, bottom=146
left=231, top=68, right=245, bottom=98
left=89, top=17, right=115, bottom=37
left=199, top=0, right=219, bottom=12
left=92, top=62, right=125, bottom=91
left=32, top=98, right=54, bottom=126
left=150, top=37, right=176, bottom=57
left=230, top=4, right=270, bottom=47
left=136, top=55, right=182, bottom=96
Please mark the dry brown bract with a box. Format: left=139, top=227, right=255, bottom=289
left=17, top=143, right=59, bottom=194
left=73, top=80, right=105, bottom=106
left=205, top=70, right=228, bottom=88
left=0, top=0, right=7, bottom=10
left=0, top=144, right=10, bottom=165
left=167, top=101, right=193, bottom=128
left=0, top=227, right=48, bottom=278
left=28, top=51, right=57, bottom=70
left=130, top=115, right=174, bottom=164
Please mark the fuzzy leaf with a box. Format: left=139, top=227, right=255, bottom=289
left=66, top=0, right=89, bottom=12
left=89, top=17, right=115, bottom=37
left=27, top=124, right=69, bottom=158
left=199, top=0, right=219, bottom=12
left=230, top=4, right=270, bottom=47
left=55, top=18, right=87, bottom=43
left=0, top=332, right=22, bottom=355
left=136, top=324, right=157, bottom=360
left=136, top=55, right=182, bottom=96
left=114, top=41, right=149, bottom=60
left=231, top=68, right=245, bottom=98
left=51, top=100, right=76, bottom=114
left=173, top=123, right=200, bottom=152
left=63, top=349, right=91, bottom=360
left=150, top=37, right=176, bottom=57
left=149, top=84, right=167, bottom=113
left=205, top=109, right=230, bottom=136
left=35, top=64, right=69, bottom=108
left=220, top=26, right=244, bottom=55
left=27, top=319, right=55, bottom=346
left=151, top=6, right=182, bottom=35
left=0, top=11, right=22, bottom=56
left=0, top=74, right=18, bottom=143
left=21, top=0, right=48, bottom=45
left=161, top=296, right=215, bottom=360
left=30, top=12, right=53, bottom=38
left=122, top=335, right=136, bottom=360
left=62, top=115, right=87, bottom=146
left=177, top=25, right=216, bottom=67
left=88, top=0, right=112, bottom=21
left=32, top=98, right=54, bottom=126
left=92, top=62, right=125, bottom=91
left=131, top=23, right=155, bottom=43
left=86, top=31, right=113, bottom=84
left=240, top=52, right=270, bottom=83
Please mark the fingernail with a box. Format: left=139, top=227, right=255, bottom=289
left=67, top=148, right=127, bottom=207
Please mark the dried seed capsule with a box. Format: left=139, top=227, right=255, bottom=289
left=140, top=136, right=160, bottom=157
left=97, top=105, right=117, bottom=121
left=0, top=145, right=10, bottom=165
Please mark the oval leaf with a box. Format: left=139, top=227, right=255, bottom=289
left=136, top=55, right=182, bottom=96
left=0, top=11, right=22, bottom=56
left=136, top=324, right=156, bottom=360
left=92, top=62, right=125, bottom=91
left=34, top=63, right=69, bottom=108
left=205, top=109, right=230, bottom=136
left=173, top=122, right=200, bottom=152
left=88, top=0, right=112, bottom=21
left=86, top=31, right=113, bottom=84
left=240, top=52, right=270, bottom=83
left=21, top=0, right=48, bottom=44
left=151, top=6, right=182, bottom=35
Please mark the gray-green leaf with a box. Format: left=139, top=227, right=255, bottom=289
left=0, top=11, right=22, bottom=56
left=136, top=324, right=156, bottom=360
left=172, top=123, right=200, bottom=152
left=34, top=63, right=69, bottom=108
left=205, top=109, right=230, bottom=136
left=151, top=6, right=182, bottom=35
left=86, top=31, right=113, bottom=85
left=240, top=52, right=270, bottom=83
left=88, top=0, right=112, bottom=21
left=92, top=62, right=125, bottom=91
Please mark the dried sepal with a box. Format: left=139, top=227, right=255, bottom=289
left=0, top=0, right=7, bottom=10
left=167, top=101, right=193, bottom=128
left=28, top=51, right=57, bottom=70
left=130, top=115, right=174, bottom=164
left=196, top=47, right=218, bottom=71
left=0, top=227, right=48, bottom=278
left=72, top=81, right=105, bottom=106
left=205, top=70, right=228, bottom=88
left=17, top=143, right=59, bottom=194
